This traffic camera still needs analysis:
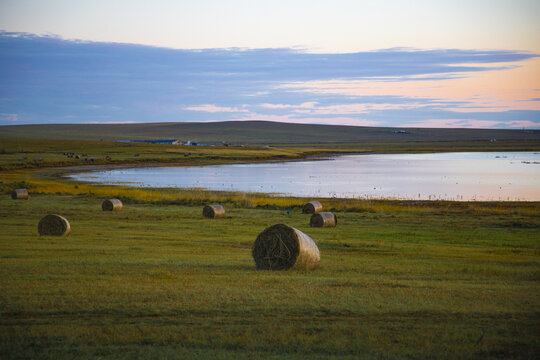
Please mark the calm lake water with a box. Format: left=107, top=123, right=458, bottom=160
left=71, top=152, right=540, bottom=201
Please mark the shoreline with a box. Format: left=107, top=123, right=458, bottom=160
left=66, top=151, right=540, bottom=203
left=36, top=151, right=348, bottom=179
left=52, top=148, right=540, bottom=177
left=3, top=139, right=538, bottom=204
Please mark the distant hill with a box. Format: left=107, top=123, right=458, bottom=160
left=1, top=121, right=539, bottom=144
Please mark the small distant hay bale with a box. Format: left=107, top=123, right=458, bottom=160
left=38, top=214, right=71, bottom=236
left=252, top=224, right=320, bottom=270
left=302, top=200, right=322, bottom=214
left=310, top=212, right=337, bottom=227
left=203, top=204, right=225, bottom=218
left=11, top=188, right=29, bottom=200
left=102, top=198, right=123, bottom=211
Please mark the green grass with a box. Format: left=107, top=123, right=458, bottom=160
left=0, top=135, right=539, bottom=358
left=1, top=135, right=539, bottom=172
left=0, top=137, right=351, bottom=171
left=1, top=193, right=539, bottom=359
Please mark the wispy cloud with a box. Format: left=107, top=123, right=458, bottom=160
left=0, top=113, right=18, bottom=122
left=260, top=102, right=318, bottom=110
left=0, top=31, right=538, bottom=128
left=402, top=118, right=503, bottom=128
left=184, top=104, right=248, bottom=113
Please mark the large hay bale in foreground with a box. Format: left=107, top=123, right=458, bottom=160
left=302, top=200, right=322, bottom=214
left=11, top=188, right=29, bottom=200
left=310, top=212, right=337, bottom=227
left=38, top=214, right=71, bottom=236
left=252, top=224, right=320, bottom=270
left=102, top=198, right=123, bottom=211
left=203, top=204, right=225, bottom=218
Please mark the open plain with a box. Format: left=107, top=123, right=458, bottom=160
left=0, top=126, right=539, bottom=359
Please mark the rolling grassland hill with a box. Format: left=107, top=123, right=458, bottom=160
left=2, top=121, right=539, bottom=145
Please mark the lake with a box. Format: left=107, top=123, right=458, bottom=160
left=71, top=152, right=540, bottom=201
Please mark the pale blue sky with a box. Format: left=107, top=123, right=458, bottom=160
left=1, top=0, right=539, bottom=52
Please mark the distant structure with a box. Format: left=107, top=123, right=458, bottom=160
left=137, top=139, right=178, bottom=144
left=117, top=139, right=187, bottom=145
left=115, top=139, right=210, bottom=146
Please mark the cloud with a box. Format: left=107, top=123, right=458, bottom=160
left=184, top=104, right=248, bottom=113
left=0, top=31, right=539, bottom=128
left=0, top=113, right=18, bottom=122
left=401, top=118, right=503, bottom=128
left=505, top=120, right=540, bottom=128
left=405, top=118, right=540, bottom=129
left=292, top=103, right=427, bottom=115
left=260, top=102, right=318, bottom=109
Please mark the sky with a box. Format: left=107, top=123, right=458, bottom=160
left=0, top=0, right=539, bottom=128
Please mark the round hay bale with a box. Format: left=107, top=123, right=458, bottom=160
left=102, top=198, right=123, bottom=211
left=310, top=212, right=337, bottom=227
left=252, top=224, right=320, bottom=270
left=302, top=200, right=322, bottom=214
left=203, top=204, right=225, bottom=218
left=38, top=214, right=71, bottom=236
left=11, top=188, right=29, bottom=200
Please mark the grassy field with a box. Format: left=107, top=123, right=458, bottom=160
left=0, top=193, right=539, bottom=359
left=2, top=120, right=540, bottom=145
left=1, top=136, right=539, bottom=172
left=0, top=134, right=539, bottom=358
left=0, top=137, right=353, bottom=171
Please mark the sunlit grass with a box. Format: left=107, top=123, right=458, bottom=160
left=1, top=137, right=538, bottom=217
left=0, top=193, right=539, bottom=359
left=3, top=174, right=538, bottom=218
left=0, top=137, right=361, bottom=170
left=0, top=137, right=539, bottom=358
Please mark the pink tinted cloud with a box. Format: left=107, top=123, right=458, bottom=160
left=258, top=102, right=427, bottom=116
left=401, top=119, right=503, bottom=128
left=260, top=102, right=318, bottom=109
left=505, top=120, right=540, bottom=128
left=293, top=103, right=426, bottom=115
left=277, top=58, right=540, bottom=113
left=0, top=113, right=18, bottom=122
left=184, top=104, right=248, bottom=113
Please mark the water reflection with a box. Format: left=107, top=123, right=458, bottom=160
left=71, top=152, right=540, bottom=201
